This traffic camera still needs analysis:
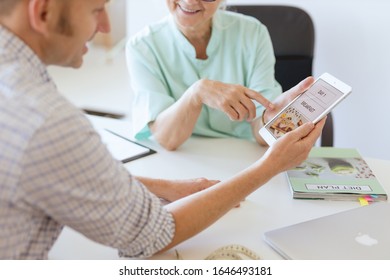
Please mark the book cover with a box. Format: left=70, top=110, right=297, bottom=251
left=286, top=147, right=387, bottom=201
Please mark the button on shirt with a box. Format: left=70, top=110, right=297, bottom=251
left=0, top=26, right=174, bottom=259
left=127, top=10, right=282, bottom=140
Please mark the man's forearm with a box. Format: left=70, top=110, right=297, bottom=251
left=162, top=157, right=273, bottom=251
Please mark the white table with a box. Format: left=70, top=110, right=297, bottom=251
left=48, top=121, right=390, bottom=259
left=48, top=47, right=132, bottom=118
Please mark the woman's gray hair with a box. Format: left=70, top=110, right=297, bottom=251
left=219, top=0, right=227, bottom=10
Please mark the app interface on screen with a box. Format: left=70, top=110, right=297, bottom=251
left=266, top=79, right=344, bottom=139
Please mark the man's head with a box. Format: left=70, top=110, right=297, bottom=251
left=0, top=0, right=111, bottom=68
left=0, top=0, right=22, bottom=16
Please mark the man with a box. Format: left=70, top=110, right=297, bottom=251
left=0, top=0, right=325, bottom=259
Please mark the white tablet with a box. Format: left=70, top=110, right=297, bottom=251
left=259, top=72, right=352, bottom=146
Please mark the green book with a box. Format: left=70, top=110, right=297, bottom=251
left=286, top=147, right=388, bottom=201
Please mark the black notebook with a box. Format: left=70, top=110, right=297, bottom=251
left=98, top=128, right=156, bottom=163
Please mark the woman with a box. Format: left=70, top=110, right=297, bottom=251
left=127, top=0, right=283, bottom=150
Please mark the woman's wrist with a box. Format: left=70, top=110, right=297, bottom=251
left=188, top=80, right=206, bottom=108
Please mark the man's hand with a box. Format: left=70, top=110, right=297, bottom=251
left=136, top=176, right=220, bottom=202
left=160, top=178, right=220, bottom=202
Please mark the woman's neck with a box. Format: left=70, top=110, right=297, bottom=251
left=179, top=21, right=212, bottom=60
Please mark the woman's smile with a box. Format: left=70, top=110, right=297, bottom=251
left=177, top=3, right=202, bottom=15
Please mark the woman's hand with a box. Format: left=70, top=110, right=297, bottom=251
left=191, top=79, right=274, bottom=122
left=149, top=78, right=274, bottom=150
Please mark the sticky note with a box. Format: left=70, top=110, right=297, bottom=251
left=359, top=197, right=369, bottom=206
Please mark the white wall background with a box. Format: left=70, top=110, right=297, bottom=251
left=127, top=0, right=390, bottom=160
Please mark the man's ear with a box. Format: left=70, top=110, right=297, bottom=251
left=27, top=0, right=52, bottom=35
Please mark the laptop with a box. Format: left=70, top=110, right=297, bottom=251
left=264, top=202, right=390, bottom=259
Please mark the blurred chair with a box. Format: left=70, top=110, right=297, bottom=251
left=229, top=5, right=333, bottom=146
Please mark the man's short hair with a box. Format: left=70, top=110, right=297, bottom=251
left=55, top=1, right=74, bottom=36
left=0, top=0, right=23, bottom=16
left=0, top=0, right=73, bottom=36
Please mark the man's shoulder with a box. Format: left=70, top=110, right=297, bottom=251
left=1, top=59, right=78, bottom=119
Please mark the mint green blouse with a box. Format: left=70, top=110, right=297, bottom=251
left=127, top=10, right=282, bottom=141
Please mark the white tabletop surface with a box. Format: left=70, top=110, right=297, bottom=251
left=48, top=117, right=390, bottom=260
left=48, top=47, right=132, bottom=118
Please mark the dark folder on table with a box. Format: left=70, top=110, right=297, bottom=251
left=99, top=128, right=156, bottom=163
